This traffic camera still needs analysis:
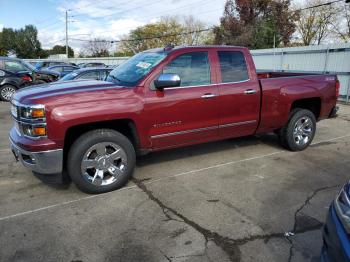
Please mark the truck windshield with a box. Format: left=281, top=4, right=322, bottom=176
left=106, top=52, right=166, bottom=87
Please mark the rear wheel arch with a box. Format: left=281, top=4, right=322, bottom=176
left=290, top=97, right=321, bottom=120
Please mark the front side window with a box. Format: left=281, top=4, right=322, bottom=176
left=218, top=51, right=249, bottom=83
left=55, top=67, right=64, bottom=72
left=163, top=52, right=210, bottom=87
left=77, top=71, right=100, bottom=80
left=4, top=61, right=27, bottom=72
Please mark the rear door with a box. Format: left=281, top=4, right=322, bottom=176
left=144, top=50, right=219, bottom=149
left=216, top=50, right=260, bottom=138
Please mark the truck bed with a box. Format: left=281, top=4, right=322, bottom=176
left=257, top=71, right=324, bottom=80
left=256, top=73, right=338, bottom=134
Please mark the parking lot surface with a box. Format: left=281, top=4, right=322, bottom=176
left=0, top=102, right=350, bottom=262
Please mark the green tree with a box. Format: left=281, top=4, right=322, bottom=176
left=120, top=17, right=184, bottom=54
left=0, top=25, right=45, bottom=58
left=0, top=28, right=16, bottom=56
left=49, top=45, right=74, bottom=57
left=14, top=25, right=43, bottom=58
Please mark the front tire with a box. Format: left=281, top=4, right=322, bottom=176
left=279, top=109, right=316, bottom=151
left=0, top=85, right=16, bottom=102
left=67, top=129, right=136, bottom=194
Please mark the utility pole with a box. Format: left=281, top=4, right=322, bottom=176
left=65, top=10, right=68, bottom=58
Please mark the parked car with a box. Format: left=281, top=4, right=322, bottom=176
left=321, top=182, right=350, bottom=262
left=0, top=57, right=59, bottom=101
left=9, top=45, right=339, bottom=193
left=78, top=62, right=106, bottom=68
left=0, top=69, right=32, bottom=101
left=59, top=68, right=112, bottom=82
left=47, top=65, right=80, bottom=78
left=35, top=61, right=76, bottom=70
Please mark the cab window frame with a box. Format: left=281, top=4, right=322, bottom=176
left=217, top=51, right=250, bottom=84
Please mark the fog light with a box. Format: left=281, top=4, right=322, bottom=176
left=22, top=125, right=46, bottom=137
left=32, top=127, right=46, bottom=136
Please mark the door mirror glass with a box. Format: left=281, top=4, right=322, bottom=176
left=154, top=73, right=181, bottom=89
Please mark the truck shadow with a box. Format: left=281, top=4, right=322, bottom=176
left=137, top=133, right=282, bottom=167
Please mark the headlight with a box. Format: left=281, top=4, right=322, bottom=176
left=11, top=102, right=47, bottom=139
left=21, top=107, right=45, bottom=118
left=334, top=183, right=350, bottom=233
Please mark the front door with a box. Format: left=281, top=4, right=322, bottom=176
left=144, top=51, right=219, bottom=149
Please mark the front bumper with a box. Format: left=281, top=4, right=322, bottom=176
left=10, top=137, right=63, bottom=175
left=321, top=204, right=350, bottom=262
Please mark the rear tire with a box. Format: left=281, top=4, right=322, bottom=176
left=67, top=129, right=136, bottom=194
left=0, top=85, right=16, bottom=102
left=278, top=109, right=316, bottom=151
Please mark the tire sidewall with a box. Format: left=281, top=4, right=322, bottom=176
left=67, top=129, right=136, bottom=194
left=0, top=85, right=16, bottom=102
left=285, top=109, right=316, bottom=151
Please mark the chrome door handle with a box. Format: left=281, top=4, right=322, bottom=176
left=201, top=93, right=217, bottom=99
left=244, top=89, right=257, bottom=95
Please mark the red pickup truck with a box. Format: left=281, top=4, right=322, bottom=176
left=9, top=45, right=339, bottom=193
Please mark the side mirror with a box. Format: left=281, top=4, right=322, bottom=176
left=154, top=73, right=181, bottom=89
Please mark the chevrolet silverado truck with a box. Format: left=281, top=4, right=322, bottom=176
left=9, top=45, right=339, bottom=194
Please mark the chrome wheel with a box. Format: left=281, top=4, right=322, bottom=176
left=81, top=142, right=128, bottom=186
left=1, top=86, right=16, bottom=101
left=293, top=116, right=313, bottom=146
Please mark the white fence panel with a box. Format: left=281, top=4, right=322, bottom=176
left=251, top=43, right=350, bottom=102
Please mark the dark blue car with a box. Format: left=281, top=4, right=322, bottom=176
left=47, top=65, right=80, bottom=78
left=58, top=68, right=112, bottom=82
left=322, top=182, right=350, bottom=262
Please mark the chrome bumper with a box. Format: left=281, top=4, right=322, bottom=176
left=10, top=139, right=63, bottom=175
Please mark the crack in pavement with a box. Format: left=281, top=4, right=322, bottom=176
left=132, top=178, right=339, bottom=262
left=132, top=177, right=242, bottom=261
left=286, top=185, right=340, bottom=262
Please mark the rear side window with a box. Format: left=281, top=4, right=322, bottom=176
left=218, top=51, right=249, bottom=83
left=163, top=52, right=210, bottom=87
left=4, top=61, right=27, bottom=72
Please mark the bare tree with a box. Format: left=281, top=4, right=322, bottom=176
left=83, top=38, right=112, bottom=57
left=295, top=0, right=337, bottom=45
left=180, top=15, right=213, bottom=45
left=331, top=2, right=350, bottom=42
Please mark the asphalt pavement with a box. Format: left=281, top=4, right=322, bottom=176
left=0, top=102, right=349, bottom=262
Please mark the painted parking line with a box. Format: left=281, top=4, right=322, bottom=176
left=0, top=134, right=349, bottom=222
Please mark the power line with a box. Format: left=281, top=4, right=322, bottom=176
left=70, top=0, right=220, bottom=38
left=69, top=27, right=214, bottom=43
left=77, top=0, right=214, bottom=30
left=293, top=0, right=343, bottom=12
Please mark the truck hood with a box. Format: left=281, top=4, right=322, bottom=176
left=13, top=80, right=126, bottom=105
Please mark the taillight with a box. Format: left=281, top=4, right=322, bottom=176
left=21, top=75, right=32, bottom=82
left=335, top=79, right=340, bottom=98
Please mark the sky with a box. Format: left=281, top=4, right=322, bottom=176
left=0, top=0, right=230, bottom=53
